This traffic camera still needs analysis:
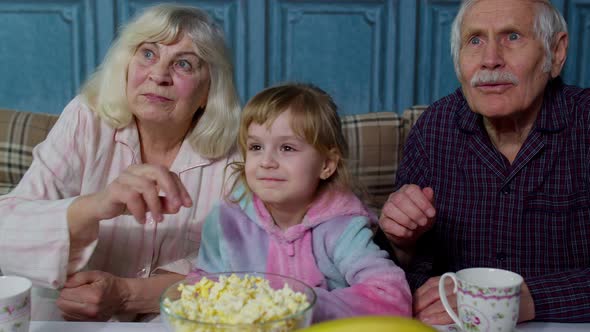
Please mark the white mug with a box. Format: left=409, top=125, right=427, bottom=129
left=0, top=276, right=32, bottom=332
left=439, top=268, right=523, bottom=332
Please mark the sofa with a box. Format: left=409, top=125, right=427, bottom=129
left=0, top=109, right=59, bottom=195
left=0, top=106, right=427, bottom=211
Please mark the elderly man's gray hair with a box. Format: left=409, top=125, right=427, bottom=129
left=450, top=0, right=568, bottom=79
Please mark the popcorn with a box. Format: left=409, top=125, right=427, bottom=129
left=162, top=274, right=311, bottom=332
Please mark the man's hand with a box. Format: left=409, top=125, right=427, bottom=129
left=413, top=276, right=455, bottom=325
left=56, top=271, right=129, bottom=321
left=518, top=282, right=535, bottom=322
left=413, top=277, right=536, bottom=325
left=379, top=184, right=436, bottom=249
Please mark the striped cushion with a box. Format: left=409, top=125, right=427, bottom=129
left=342, top=106, right=427, bottom=211
left=0, top=109, right=58, bottom=195
left=0, top=106, right=428, bottom=211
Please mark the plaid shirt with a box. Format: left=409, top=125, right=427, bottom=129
left=396, top=77, right=590, bottom=322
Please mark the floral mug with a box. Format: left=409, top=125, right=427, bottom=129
left=439, top=268, right=522, bottom=332
left=0, top=276, right=32, bottom=332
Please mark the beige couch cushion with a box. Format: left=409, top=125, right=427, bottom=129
left=0, top=109, right=58, bottom=195
left=341, top=106, right=427, bottom=210
left=0, top=107, right=428, bottom=210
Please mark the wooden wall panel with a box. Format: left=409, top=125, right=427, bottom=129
left=267, top=0, right=397, bottom=115
left=564, top=0, right=590, bottom=87
left=416, top=0, right=461, bottom=106
left=0, top=0, right=587, bottom=115
left=0, top=0, right=98, bottom=114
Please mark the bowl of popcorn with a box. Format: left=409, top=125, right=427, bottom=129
left=160, top=272, right=317, bottom=332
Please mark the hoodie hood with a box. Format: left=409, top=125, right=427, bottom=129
left=236, top=186, right=373, bottom=242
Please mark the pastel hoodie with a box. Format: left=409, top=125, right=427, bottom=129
left=190, top=186, right=412, bottom=322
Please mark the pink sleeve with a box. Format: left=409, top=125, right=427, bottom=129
left=312, top=219, right=412, bottom=322
left=313, top=274, right=412, bottom=322
left=0, top=97, right=98, bottom=288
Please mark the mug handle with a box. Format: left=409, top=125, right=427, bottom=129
left=439, top=272, right=462, bottom=328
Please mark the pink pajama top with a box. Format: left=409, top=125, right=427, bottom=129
left=0, top=96, right=236, bottom=289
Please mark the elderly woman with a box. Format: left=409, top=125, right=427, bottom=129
left=0, top=4, right=240, bottom=321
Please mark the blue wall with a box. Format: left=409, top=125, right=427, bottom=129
left=0, top=0, right=589, bottom=116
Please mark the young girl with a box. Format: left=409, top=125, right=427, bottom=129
left=190, top=83, right=411, bottom=322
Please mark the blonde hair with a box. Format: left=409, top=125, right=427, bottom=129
left=80, top=4, right=240, bottom=159
left=230, top=83, right=355, bottom=199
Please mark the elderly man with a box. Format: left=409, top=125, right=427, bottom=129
left=378, top=0, right=589, bottom=325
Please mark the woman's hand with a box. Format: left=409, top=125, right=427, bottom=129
left=67, top=164, right=193, bottom=247
left=56, top=271, right=129, bottom=321
left=57, top=271, right=185, bottom=321
left=94, top=164, right=193, bottom=223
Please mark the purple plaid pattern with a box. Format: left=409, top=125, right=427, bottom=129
left=396, top=78, right=590, bottom=322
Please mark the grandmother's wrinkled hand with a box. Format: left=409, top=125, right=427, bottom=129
left=94, top=164, right=193, bottom=223
left=56, top=270, right=129, bottom=321
left=379, top=184, right=436, bottom=249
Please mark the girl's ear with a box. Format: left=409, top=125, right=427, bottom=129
left=320, top=148, right=340, bottom=180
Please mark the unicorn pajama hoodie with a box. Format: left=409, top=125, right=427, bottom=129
left=191, top=188, right=412, bottom=322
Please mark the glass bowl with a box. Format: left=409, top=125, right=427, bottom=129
left=160, top=272, right=316, bottom=332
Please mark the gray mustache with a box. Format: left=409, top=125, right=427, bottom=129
left=471, top=70, right=519, bottom=86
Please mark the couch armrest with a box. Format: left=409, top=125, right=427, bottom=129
left=341, top=107, right=427, bottom=213
left=341, top=111, right=406, bottom=211
left=0, top=109, right=59, bottom=195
